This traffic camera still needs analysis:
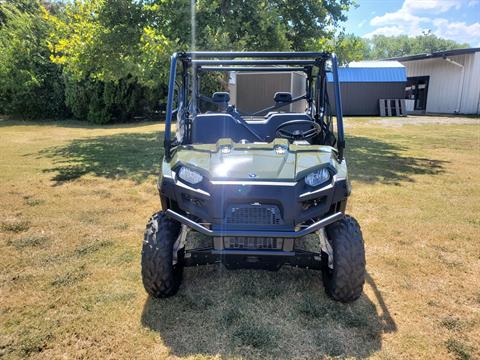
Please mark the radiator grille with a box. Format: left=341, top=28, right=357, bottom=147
left=225, top=205, right=281, bottom=225
left=224, top=237, right=283, bottom=250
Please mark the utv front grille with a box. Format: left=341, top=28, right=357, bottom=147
left=225, top=204, right=282, bottom=225
left=224, top=237, right=283, bottom=250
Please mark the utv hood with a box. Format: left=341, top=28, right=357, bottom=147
left=168, top=139, right=339, bottom=181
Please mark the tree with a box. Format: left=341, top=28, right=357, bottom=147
left=332, top=33, right=369, bottom=65
left=365, top=32, right=469, bottom=60
left=46, top=0, right=172, bottom=123
left=47, top=0, right=157, bottom=82
left=145, top=0, right=354, bottom=52
left=194, top=0, right=290, bottom=51
left=274, top=0, right=353, bottom=51
left=43, top=0, right=354, bottom=123
left=0, top=0, right=67, bottom=117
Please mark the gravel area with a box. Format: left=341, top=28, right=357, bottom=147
left=368, top=115, right=479, bottom=127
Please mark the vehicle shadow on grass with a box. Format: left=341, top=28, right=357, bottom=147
left=346, top=135, right=446, bottom=184
left=39, top=132, right=164, bottom=184
left=39, top=131, right=446, bottom=186
left=141, top=267, right=396, bottom=359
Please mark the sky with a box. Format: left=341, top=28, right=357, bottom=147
left=343, top=0, right=480, bottom=47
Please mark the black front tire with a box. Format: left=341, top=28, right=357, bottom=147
left=141, top=211, right=184, bottom=298
left=322, top=215, right=365, bottom=303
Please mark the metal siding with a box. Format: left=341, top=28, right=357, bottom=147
left=327, top=82, right=406, bottom=116
left=402, top=53, right=480, bottom=114
left=234, top=72, right=306, bottom=114
left=229, top=83, right=237, bottom=106
left=291, top=72, right=307, bottom=112
left=460, top=52, right=480, bottom=114
left=236, top=73, right=291, bottom=113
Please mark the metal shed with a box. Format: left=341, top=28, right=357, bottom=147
left=327, top=61, right=407, bottom=116
left=388, top=48, right=480, bottom=114
left=229, top=72, right=307, bottom=114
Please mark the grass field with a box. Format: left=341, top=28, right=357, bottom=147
left=1, top=116, right=479, bottom=359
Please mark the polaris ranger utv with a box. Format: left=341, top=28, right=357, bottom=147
left=142, top=52, right=365, bottom=302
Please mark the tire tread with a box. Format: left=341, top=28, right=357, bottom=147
left=323, top=215, right=366, bottom=302
left=141, top=211, right=183, bottom=298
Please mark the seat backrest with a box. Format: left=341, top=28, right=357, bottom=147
left=191, top=114, right=257, bottom=144
left=212, top=92, right=230, bottom=103
left=191, top=112, right=314, bottom=144
left=273, top=92, right=292, bottom=104
left=212, top=92, right=230, bottom=112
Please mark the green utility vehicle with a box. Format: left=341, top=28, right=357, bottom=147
left=141, top=52, right=365, bottom=302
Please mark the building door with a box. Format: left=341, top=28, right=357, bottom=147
left=406, top=76, right=429, bottom=111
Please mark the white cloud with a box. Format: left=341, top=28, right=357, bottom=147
left=402, top=0, right=461, bottom=12
left=364, top=0, right=480, bottom=46
left=364, top=26, right=406, bottom=38
left=370, top=10, right=427, bottom=27
left=369, top=0, right=461, bottom=29
left=358, top=20, right=366, bottom=28
left=369, top=5, right=429, bottom=37
left=433, top=18, right=480, bottom=45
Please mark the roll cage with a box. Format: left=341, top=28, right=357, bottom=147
left=163, top=51, right=345, bottom=160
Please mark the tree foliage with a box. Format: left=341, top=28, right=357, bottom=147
left=331, top=33, right=370, bottom=65
left=0, top=0, right=67, bottom=117
left=326, top=31, right=469, bottom=64
left=365, top=31, right=469, bottom=60
left=37, top=0, right=356, bottom=122
left=45, top=0, right=169, bottom=123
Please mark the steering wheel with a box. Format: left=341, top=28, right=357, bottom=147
left=275, top=120, right=321, bottom=141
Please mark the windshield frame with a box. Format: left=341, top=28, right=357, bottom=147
left=164, top=52, right=344, bottom=160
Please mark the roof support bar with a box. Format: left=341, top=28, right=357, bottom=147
left=331, top=53, right=345, bottom=160
left=198, top=66, right=308, bottom=72
left=193, top=59, right=318, bottom=66
left=164, top=52, right=178, bottom=159
left=183, top=51, right=329, bottom=58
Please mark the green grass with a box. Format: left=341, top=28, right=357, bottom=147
left=0, top=116, right=479, bottom=359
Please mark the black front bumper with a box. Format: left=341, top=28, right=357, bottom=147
left=166, top=208, right=342, bottom=270
left=159, top=175, right=349, bottom=234
left=166, top=209, right=343, bottom=238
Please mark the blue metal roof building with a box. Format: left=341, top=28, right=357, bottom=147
left=327, top=61, right=407, bottom=115
left=327, top=67, right=407, bottom=83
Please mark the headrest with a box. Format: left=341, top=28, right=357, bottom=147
left=274, top=92, right=292, bottom=103
left=212, top=92, right=230, bottom=103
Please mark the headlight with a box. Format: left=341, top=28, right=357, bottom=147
left=178, top=166, right=203, bottom=185
left=305, top=168, right=330, bottom=187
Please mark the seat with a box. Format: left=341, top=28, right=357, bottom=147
left=212, top=92, right=230, bottom=104
left=212, top=92, right=230, bottom=112
left=273, top=92, right=292, bottom=104
left=191, top=113, right=314, bottom=143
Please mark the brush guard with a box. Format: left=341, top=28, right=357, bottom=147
left=166, top=209, right=341, bottom=270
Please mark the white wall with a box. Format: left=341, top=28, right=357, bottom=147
left=402, top=52, right=480, bottom=114
left=461, top=52, right=480, bottom=114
